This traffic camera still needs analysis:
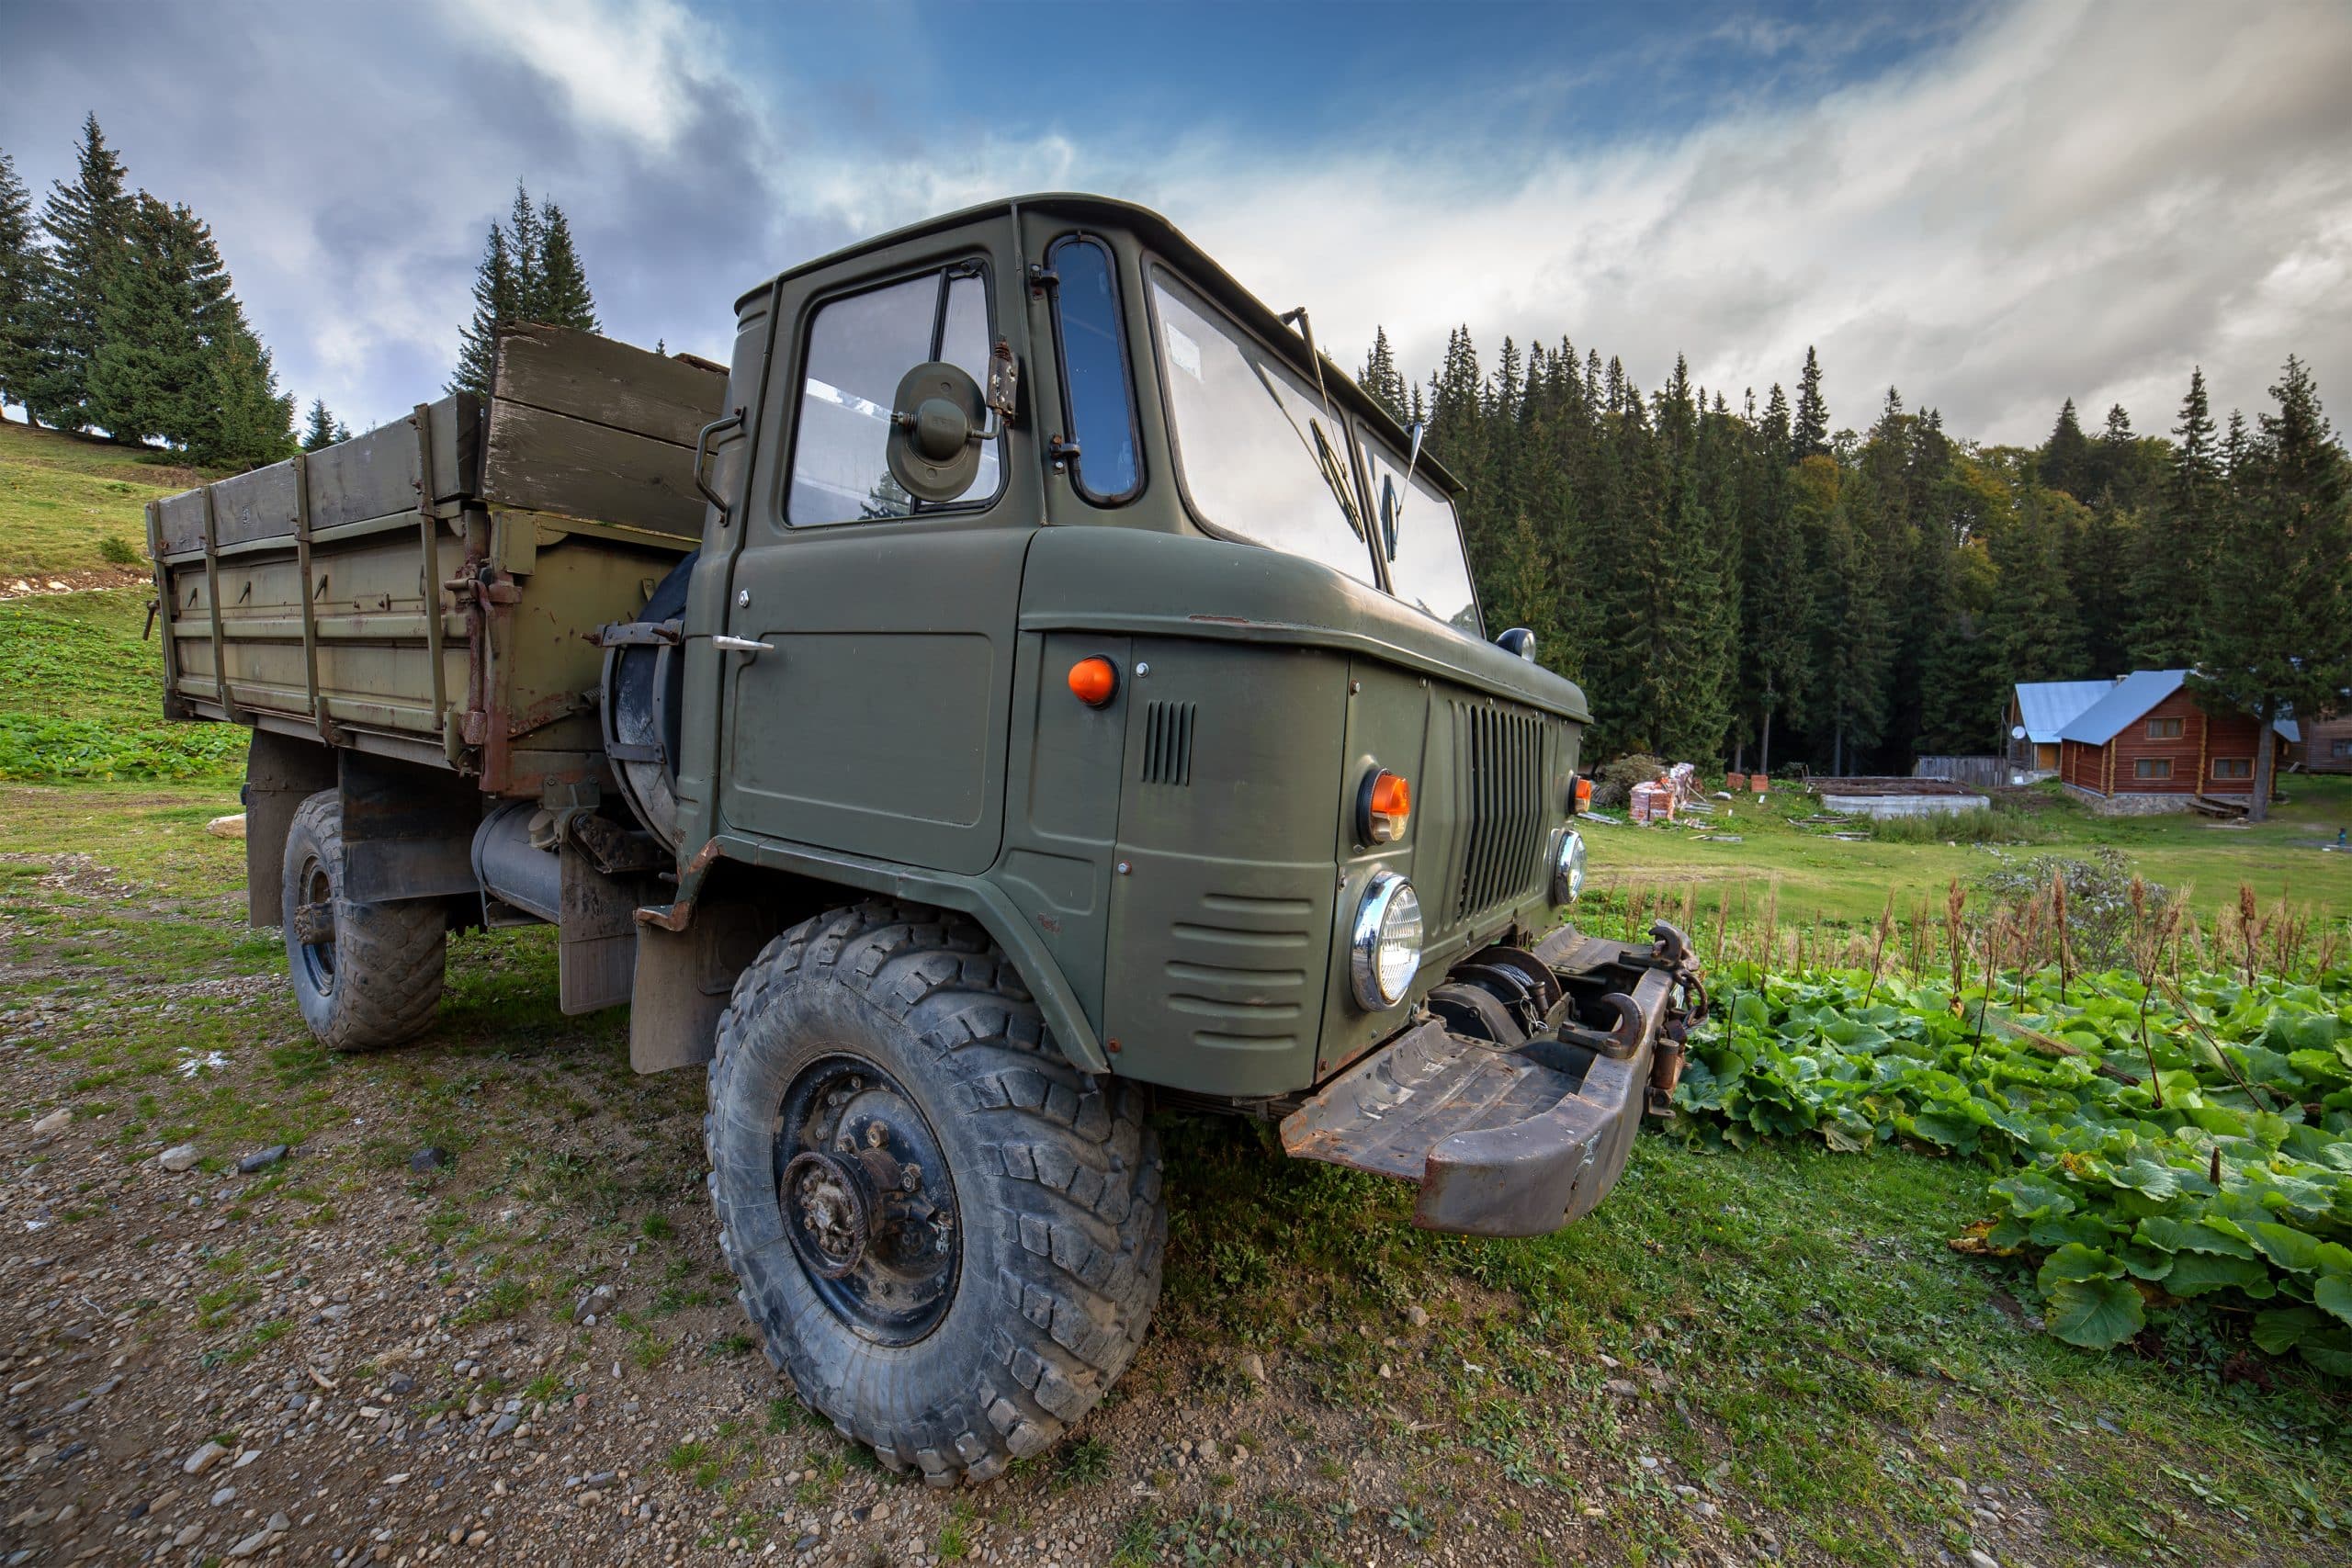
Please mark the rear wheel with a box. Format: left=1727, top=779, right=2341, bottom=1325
left=706, top=900, right=1164, bottom=1484
left=280, top=790, right=446, bottom=1052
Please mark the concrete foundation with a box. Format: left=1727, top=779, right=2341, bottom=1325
left=1819, top=791, right=1990, bottom=818
left=2062, top=784, right=2199, bottom=817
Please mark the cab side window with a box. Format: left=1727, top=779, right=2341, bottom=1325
left=1046, top=235, right=1141, bottom=502
left=786, top=265, right=1001, bottom=526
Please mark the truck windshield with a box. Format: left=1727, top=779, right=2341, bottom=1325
left=1148, top=271, right=1377, bottom=590
left=1360, top=428, right=1481, bottom=636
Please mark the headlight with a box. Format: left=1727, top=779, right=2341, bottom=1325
left=1552, top=829, right=1587, bottom=904
left=1349, top=869, right=1423, bottom=1010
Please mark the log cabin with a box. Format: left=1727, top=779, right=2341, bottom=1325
left=2006, top=680, right=2112, bottom=778
left=2302, top=713, right=2352, bottom=774
left=2057, top=670, right=2301, bottom=813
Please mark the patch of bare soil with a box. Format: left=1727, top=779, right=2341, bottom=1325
left=0, top=568, right=150, bottom=601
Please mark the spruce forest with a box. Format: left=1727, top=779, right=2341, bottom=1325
left=0, top=113, right=598, bottom=471
left=1361, top=331, right=2350, bottom=775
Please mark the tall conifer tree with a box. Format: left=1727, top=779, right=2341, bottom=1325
left=450, top=223, right=515, bottom=399
left=0, top=148, right=41, bottom=421
left=27, top=113, right=133, bottom=431
left=1791, top=346, right=1829, bottom=462
left=2194, top=357, right=2351, bottom=821
left=535, top=203, right=598, bottom=331
left=2130, top=368, right=2221, bottom=667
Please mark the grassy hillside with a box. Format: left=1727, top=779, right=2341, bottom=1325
left=0, top=417, right=206, bottom=579
left=1585, top=773, right=2352, bottom=924
left=0, top=587, right=243, bottom=781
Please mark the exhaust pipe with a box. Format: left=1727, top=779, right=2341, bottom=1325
left=470, top=799, right=560, bottom=922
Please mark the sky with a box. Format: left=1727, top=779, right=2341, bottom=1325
left=4, top=0, right=2347, bottom=446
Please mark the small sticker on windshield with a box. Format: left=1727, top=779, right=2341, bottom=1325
left=1165, top=324, right=1202, bottom=381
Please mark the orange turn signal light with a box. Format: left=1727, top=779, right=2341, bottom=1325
left=1360, top=768, right=1412, bottom=843
left=1068, top=655, right=1118, bottom=707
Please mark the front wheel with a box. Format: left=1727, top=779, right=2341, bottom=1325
left=705, top=901, right=1165, bottom=1484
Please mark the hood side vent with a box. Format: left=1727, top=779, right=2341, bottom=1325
left=1140, top=699, right=1196, bottom=786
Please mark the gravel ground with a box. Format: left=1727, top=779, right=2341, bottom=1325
left=1, top=818, right=2308, bottom=1568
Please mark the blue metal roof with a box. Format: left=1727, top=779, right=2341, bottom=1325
left=2058, top=670, right=2301, bottom=745
left=2014, top=680, right=2115, bottom=744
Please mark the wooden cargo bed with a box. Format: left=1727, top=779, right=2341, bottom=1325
left=151, top=328, right=728, bottom=796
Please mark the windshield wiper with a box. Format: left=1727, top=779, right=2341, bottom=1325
left=1250, top=360, right=1364, bottom=540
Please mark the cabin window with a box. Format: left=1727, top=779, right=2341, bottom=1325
left=786, top=264, right=1001, bottom=526
left=2334, top=739, right=2352, bottom=759
left=2211, top=757, right=2252, bottom=780
left=2133, top=758, right=2172, bottom=780
left=2146, top=716, right=2184, bottom=739
left=1046, top=235, right=1142, bottom=504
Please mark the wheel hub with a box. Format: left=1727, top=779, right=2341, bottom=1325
left=296, top=862, right=337, bottom=996
left=775, top=1058, right=960, bottom=1344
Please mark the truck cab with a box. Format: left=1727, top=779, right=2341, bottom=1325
left=660, top=196, right=1667, bottom=1095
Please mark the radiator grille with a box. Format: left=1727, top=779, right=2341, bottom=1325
left=1139, top=700, right=1196, bottom=786
left=1452, top=701, right=1549, bottom=921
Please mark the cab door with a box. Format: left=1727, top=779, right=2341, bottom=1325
left=716, top=251, right=1035, bottom=876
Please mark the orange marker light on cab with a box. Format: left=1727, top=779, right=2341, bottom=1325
left=1068, top=656, right=1118, bottom=707
left=1360, top=768, right=1412, bottom=843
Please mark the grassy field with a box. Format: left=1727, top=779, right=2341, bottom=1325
left=0, top=428, right=2345, bottom=1562
left=3, top=781, right=2345, bottom=1565
left=1581, top=773, right=2352, bottom=929
left=0, top=416, right=206, bottom=579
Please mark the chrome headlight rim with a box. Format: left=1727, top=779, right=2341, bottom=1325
left=1348, top=868, right=1423, bottom=1011
left=1553, top=829, right=1588, bottom=905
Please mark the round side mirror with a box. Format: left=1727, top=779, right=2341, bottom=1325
left=1497, top=627, right=1538, bottom=661
left=886, top=362, right=987, bottom=502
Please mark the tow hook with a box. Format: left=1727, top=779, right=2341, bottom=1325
left=1645, top=919, right=1706, bottom=1117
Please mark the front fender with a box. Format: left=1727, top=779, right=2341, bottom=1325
left=664, top=831, right=1112, bottom=1074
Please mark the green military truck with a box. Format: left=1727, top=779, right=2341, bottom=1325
left=148, top=194, right=1703, bottom=1484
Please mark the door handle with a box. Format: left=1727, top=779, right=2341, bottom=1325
left=712, top=635, right=774, bottom=654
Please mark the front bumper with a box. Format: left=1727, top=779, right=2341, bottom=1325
left=1278, top=921, right=1702, bottom=1238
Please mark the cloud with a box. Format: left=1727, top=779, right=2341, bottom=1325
left=1108, top=1, right=2352, bottom=445
left=2, top=0, right=2343, bottom=447
left=435, top=0, right=713, bottom=152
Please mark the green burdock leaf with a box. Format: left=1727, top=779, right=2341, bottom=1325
left=1907, top=1105, right=1979, bottom=1150
left=2299, top=1329, right=2352, bottom=1377
left=1991, top=1171, right=2075, bottom=1219
left=2164, top=1252, right=2271, bottom=1297
left=2045, top=1276, right=2144, bottom=1348
left=2289, top=1049, right=2351, bottom=1088
left=2251, top=1223, right=2324, bottom=1273
left=2030, top=1213, right=2119, bottom=1249
left=2252, top=1306, right=2321, bottom=1355
left=2037, top=1243, right=2124, bottom=1292
left=2108, top=1157, right=2180, bottom=1200
left=2315, top=1274, right=2352, bottom=1329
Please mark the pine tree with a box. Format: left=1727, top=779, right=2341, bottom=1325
left=301, top=397, right=341, bottom=451
left=1791, top=346, right=1828, bottom=462
left=2039, top=398, right=2093, bottom=501
left=451, top=184, right=601, bottom=394
left=2194, top=357, right=2351, bottom=822
left=198, top=320, right=295, bottom=470
left=2129, top=369, right=2220, bottom=667
left=534, top=203, right=598, bottom=331
left=506, top=185, right=542, bottom=321
left=26, top=113, right=133, bottom=432
left=0, top=147, right=42, bottom=421
left=86, top=194, right=203, bottom=445
left=1986, top=473, right=2087, bottom=684
left=449, top=222, right=514, bottom=399
left=1737, top=384, right=1810, bottom=773
left=1359, top=326, right=1406, bottom=423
